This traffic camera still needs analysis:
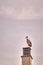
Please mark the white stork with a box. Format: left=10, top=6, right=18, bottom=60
left=26, top=36, right=32, bottom=47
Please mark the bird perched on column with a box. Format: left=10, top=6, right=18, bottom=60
left=26, top=36, right=32, bottom=47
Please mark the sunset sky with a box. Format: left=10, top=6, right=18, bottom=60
left=0, top=0, right=43, bottom=65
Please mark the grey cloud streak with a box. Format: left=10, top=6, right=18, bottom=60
left=0, top=0, right=43, bottom=19
left=0, top=0, right=43, bottom=10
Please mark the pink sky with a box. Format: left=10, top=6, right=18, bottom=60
left=0, top=19, right=43, bottom=65
left=0, top=0, right=43, bottom=65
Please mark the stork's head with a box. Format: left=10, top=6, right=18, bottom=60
left=26, top=36, right=28, bottom=39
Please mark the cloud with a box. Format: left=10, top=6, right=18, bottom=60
left=0, top=0, right=43, bottom=19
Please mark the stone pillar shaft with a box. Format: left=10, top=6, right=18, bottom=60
left=21, top=47, right=33, bottom=65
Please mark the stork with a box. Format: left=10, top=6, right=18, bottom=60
left=26, top=36, right=32, bottom=47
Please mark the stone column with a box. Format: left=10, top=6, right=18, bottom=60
left=21, top=47, right=33, bottom=65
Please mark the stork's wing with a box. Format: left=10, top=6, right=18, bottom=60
left=26, top=39, right=32, bottom=47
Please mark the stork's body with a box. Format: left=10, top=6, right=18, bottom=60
left=26, top=36, right=32, bottom=47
